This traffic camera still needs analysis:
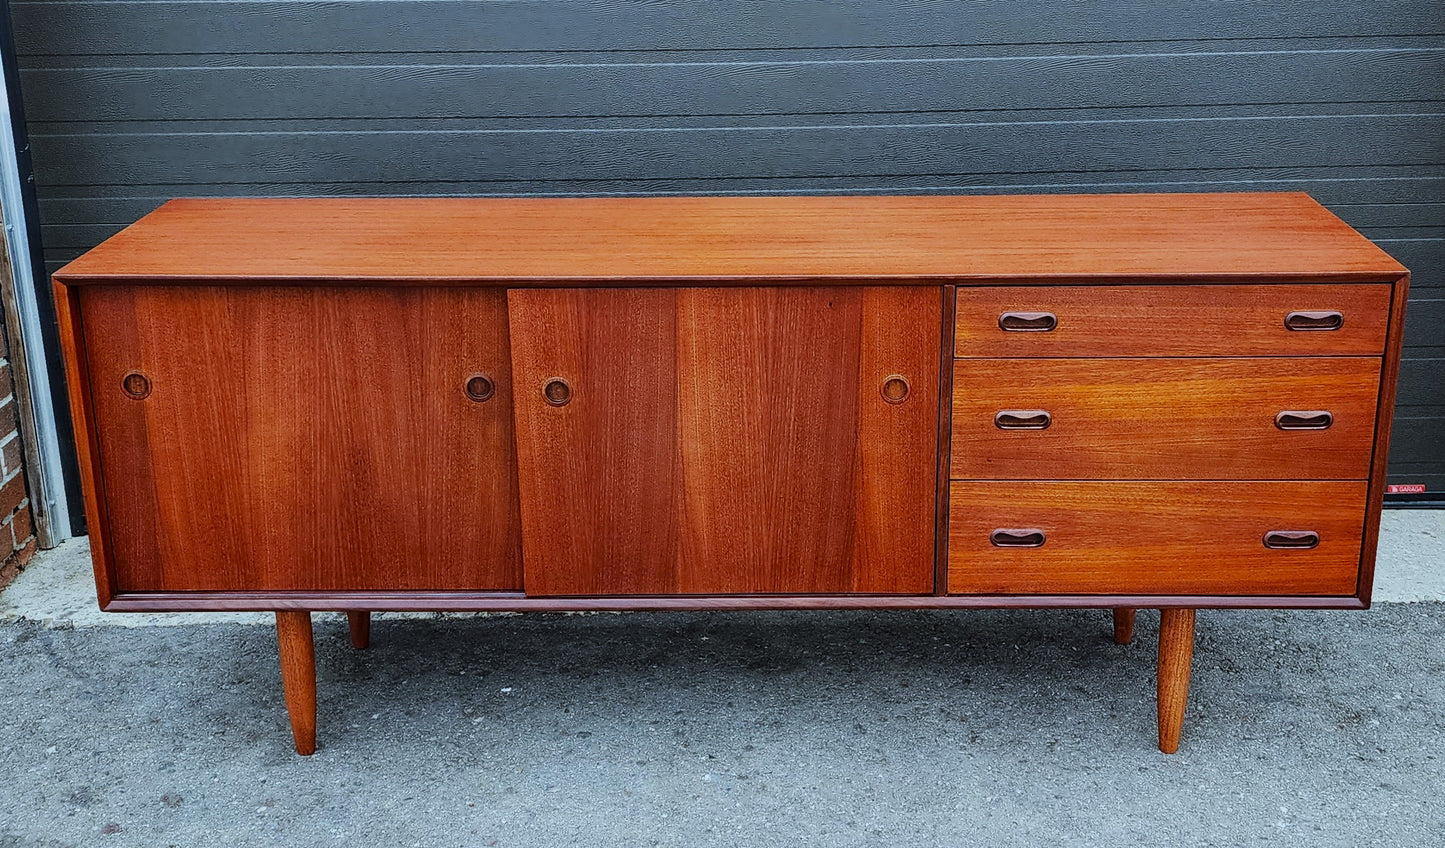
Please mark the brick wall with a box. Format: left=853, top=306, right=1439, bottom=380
left=0, top=315, right=37, bottom=588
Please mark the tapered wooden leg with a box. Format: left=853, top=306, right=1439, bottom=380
left=1157, top=607, right=1197, bottom=754
left=276, top=611, right=317, bottom=756
left=1112, top=608, right=1136, bottom=645
left=347, top=611, right=371, bottom=650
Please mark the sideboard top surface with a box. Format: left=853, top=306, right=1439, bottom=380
left=53, top=192, right=1406, bottom=285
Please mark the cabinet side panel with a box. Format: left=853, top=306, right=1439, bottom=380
left=1357, top=274, right=1410, bottom=604
left=53, top=282, right=118, bottom=606
left=81, top=285, right=522, bottom=592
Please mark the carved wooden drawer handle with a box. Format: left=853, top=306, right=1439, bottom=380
left=542, top=377, right=572, bottom=407
left=1263, top=530, right=1320, bottom=549
left=1275, top=410, right=1333, bottom=430
left=995, top=410, right=1051, bottom=430
left=998, top=312, right=1057, bottom=332
left=1284, top=311, right=1344, bottom=331
left=991, top=528, right=1046, bottom=548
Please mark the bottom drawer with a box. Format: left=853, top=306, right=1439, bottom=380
left=948, top=481, right=1368, bottom=596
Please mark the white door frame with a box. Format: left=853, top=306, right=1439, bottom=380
left=0, top=54, right=71, bottom=543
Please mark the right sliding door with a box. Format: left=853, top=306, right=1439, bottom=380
left=508, top=286, right=942, bottom=596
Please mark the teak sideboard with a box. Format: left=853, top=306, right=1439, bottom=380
left=51, top=194, right=1409, bottom=755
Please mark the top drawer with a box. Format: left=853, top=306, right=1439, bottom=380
left=955, top=284, right=1391, bottom=358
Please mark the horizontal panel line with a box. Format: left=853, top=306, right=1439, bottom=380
left=32, top=111, right=1445, bottom=137
left=36, top=174, right=1445, bottom=192
left=31, top=166, right=1445, bottom=188
left=30, top=101, right=1445, bottom=125
left=14, top=30, right=1445, bottom=55
left=1335, top=201, right=1445, bottom=206
left=24, top=46, right=1445, bottom=70
left=28, top=191, right=1445, bottom=207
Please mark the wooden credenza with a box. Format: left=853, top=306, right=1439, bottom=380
left=52, top=194, right=1409, bottom=755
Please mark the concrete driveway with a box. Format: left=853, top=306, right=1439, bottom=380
left=1, top=512, right=1442, bottom=847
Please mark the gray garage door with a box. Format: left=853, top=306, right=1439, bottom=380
left=9, top=0, right=1444, bottom=499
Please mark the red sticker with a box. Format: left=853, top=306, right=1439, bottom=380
left=1387, top=484, right=1427, bottom=494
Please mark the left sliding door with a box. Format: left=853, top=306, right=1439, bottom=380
left=78, top=286, right=522, bottom=592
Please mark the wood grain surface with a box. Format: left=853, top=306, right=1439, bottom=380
left=54, top=282, right=117, bottom=606
left=933, top=285, right=957, bottom=594
left=954, top=284, right=1391, bottom=358
left=1357, top=276, right=1412, bottom=603
left=1112, top=608, right=1136, bottom=645
left=99, top=590, right=1369, bottom=613
left=346, top=611, right=370, bottom=650
left=951, top=357, right=1380, bottom=480
left=948, top=481, right=1368, bottom=595
left=1157, top=607, right=1197, bottom=754
left=509, top=286, right=940, bottom=595
left=52, top=195, right=1404, bottom=284
left=275, top=611, right=317, bottom=756
left=80, top=285, right=522, bottom=592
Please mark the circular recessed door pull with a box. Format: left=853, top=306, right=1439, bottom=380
left=881, top=374, right=910, bottom=404
left=991, top=528, right=1046, bottom=548
left=999, top=311, right=1057, bottom=332
left=1275, top=410, right=1333, bottom=430
left=121, top=371, right=151, bottom=400
left=464, top=374, right=495, bottom=402
left=995, top=410, right=1051, bottom=430
left=1264, top=530, right=1320, bottom=549
left=1284, top=311, right=1344, bottom=331
left=542, top=378, right=572, bottom=407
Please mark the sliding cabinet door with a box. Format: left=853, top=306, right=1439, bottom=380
left=509, top=286, right=940, bottom=595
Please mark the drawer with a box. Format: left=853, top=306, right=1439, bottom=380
left=954, top=284, right=1391, bottom=358
left=947, top=481, right=1368, bottom=596
left=951, top=357, right=1379, bottom=480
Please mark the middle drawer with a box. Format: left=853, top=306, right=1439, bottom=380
left=951, top=357, right=1380, bottom=480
